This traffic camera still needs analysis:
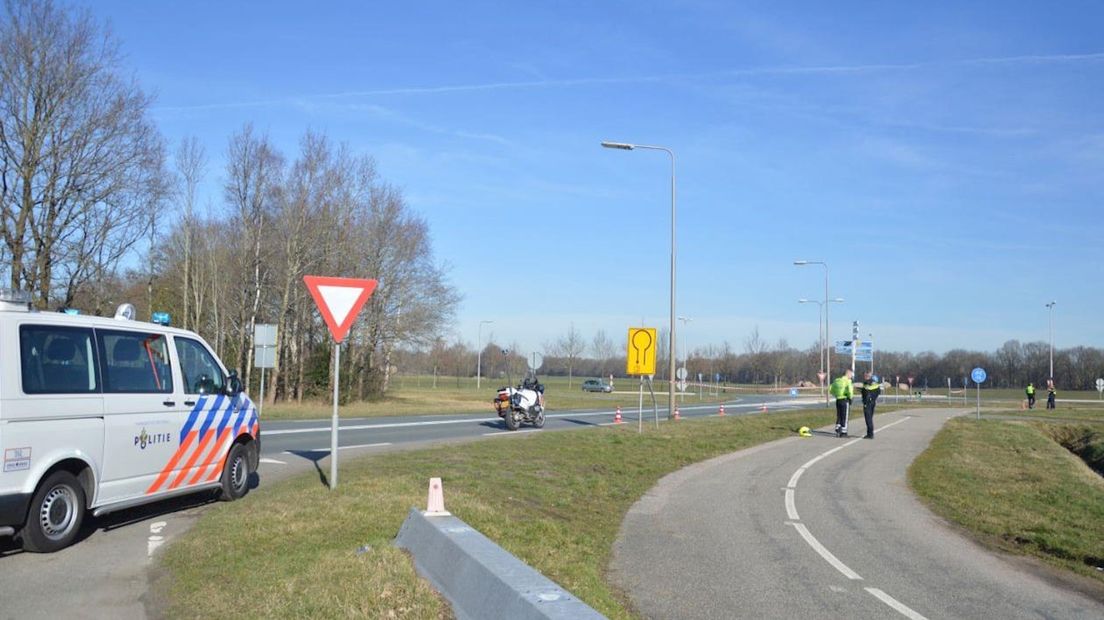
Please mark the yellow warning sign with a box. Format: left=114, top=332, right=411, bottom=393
left=626, top=327, right=657, bottom=376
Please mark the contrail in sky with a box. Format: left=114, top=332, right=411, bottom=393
left=154, top=51, right=1104, bottom=113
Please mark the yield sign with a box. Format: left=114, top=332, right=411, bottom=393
left=303, top=275, right=378, bottom=343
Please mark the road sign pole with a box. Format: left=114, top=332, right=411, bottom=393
left=331, top=343, right=340, bottom=490
left=638, top=376, right=644, bottom=434
left=259, top=366, right=266, bottom=418
left=976, top=382, right=980, bottom=421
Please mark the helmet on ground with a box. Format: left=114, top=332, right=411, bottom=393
left=798, top=426, right=812, bottom=437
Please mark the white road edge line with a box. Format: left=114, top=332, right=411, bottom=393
left=789, top=522, right=862, bottom=580
left=865, top=588, right=929, bottom=620
left=259, top=457, right=286, bottom=465
left=483, top=430, right=542, bottom=437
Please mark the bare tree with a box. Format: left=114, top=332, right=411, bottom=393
left=592, top=329, right=616, bottom=376
left=0, top=0, right=167, bottom=306
left=175, top=136, right=205, bottom=330
left=224, top=124, right=283, bottom=389
left=554, top=323, right=587, bottom=388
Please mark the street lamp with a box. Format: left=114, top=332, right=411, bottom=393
left=476, top=320, right=493, bottom=389
left=603, top=140, right=677, bottom=420
left=799, top=298, right=843, bottom=402
left=1045, top=301, right=1056, bottom=380
left=795, top=260, right=831, bottom=404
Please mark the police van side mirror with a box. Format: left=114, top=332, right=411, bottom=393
left=225, top=370, right=243, bottom=396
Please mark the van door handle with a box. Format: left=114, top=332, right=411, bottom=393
left=184, top=400, right=196, bottom=406
left=163, top=400, right=176, bottom=407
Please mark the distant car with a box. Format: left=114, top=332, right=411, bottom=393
left=581, top=379, right=612, bottom=393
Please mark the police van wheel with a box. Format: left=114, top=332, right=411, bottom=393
left=220, top=443, right=251, bottom=501
left=22, top=471, right=86, bottom=553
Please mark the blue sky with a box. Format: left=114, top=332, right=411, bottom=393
left=91, top=1, right=1104, bottom=356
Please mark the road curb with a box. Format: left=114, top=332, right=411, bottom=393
left=395, top=508, right=605, bottom=620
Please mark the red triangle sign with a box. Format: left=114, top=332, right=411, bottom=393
left=303, top=275, right=378, bottom=343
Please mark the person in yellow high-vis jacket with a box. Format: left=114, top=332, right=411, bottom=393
left=829, top=368, right=854, bottom=437
left=1025, top=382, right=1036, bottom=409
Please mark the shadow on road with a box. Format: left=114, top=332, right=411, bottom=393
left=285, top=449, right=331, bottom=488
left=0, top=472, right=261, bottom=558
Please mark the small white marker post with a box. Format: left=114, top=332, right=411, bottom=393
left=304, top=275, right=378, bottom=490
left=1096, top=378, right=1103, bottom=401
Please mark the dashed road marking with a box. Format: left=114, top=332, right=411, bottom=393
left=786, top=415, right=927, bottom=618
left=865, top=587, right=929, bottom=620
left=147, top=521, right=168, bottom=557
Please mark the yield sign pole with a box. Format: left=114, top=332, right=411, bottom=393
left=304, top=275, right=379, bottom=490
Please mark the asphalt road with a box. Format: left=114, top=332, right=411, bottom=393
left=0, top=393, right=815, bottom=619
left=609, top=408, right=1104, bottom=619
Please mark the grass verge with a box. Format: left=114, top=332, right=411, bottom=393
left=909, top=417, right=1104, bottom=584
left=161, top=408, right=837, bottom=619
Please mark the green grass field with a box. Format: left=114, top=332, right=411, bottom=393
left=909, top=408, right=1104, bottom=586
left=259, top=375, right=796, bottom=420
left=160, top=407, right=840, bottom=619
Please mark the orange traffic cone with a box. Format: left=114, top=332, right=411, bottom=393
left=614, top=406, right=623, bottom=424
left=674, top=407, right=681, bottom=420
left=718, top=404, right=726, bottom=416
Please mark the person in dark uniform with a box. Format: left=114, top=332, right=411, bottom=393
left=829, top=368, right=854, bottom=437
left=1025, top=382, right=1036, bottom=409
left=1046, top=385, right=1056, bottom=410
left=861, top=372, right=881, bottom=439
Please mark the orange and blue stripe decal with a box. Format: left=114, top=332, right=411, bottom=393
left=147, top=394, right=260, bottom=495
left=146, top=396, right=219, bottom=494
left=205, top=395, right=258, bottom=483
left=168, top=398, right=232, bottom=490
left=187, top=396, right=242, bottom=485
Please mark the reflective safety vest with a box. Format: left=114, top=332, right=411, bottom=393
left=830, top=376, right=853, bottom=399
left=1026, top=385, right=1035, bottom=395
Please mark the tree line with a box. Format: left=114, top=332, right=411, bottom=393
left=397, top=330, right=1104, bottom=392
left=0, top=1, right=458, bottom=403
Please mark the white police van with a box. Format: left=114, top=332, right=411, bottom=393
left=0, top=291, right=259, bottom=552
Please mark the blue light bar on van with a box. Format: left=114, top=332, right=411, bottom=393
left=151, top=312, right=171, bottom=326
left=62, top=308, right=81, bottom=315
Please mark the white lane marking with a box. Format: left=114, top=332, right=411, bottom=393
left=285, top=442, right=392, bottom=454
left=865, top=588, right=929, bottom=620
left=263, top=400, right=812, bottom=436
left=789, top=522, right=862, bottom=580
left=787, top=467, right=805, bottom=489
left=147, top=522, right=168, bottom=557
left=786, top=416, right=926, bottom=616
left=259, top=457, right=286, bottom=465
left=483, top=430, right=542, bottom=437
left=785, top=488, right=799, bottom=520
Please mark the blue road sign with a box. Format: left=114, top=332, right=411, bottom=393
left=835, top=340, right=853, bottom=354
left=970, top=367, right=987, bottom=383
left=855, top=353, right=873, bottom=362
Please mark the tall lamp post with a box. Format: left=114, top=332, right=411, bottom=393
left=602, top=140, right=677, bottom=420
left=476, top=320, right=493, bottom=389
left=794, top=260, right=831, bottom=404
left=1045, top=301, right=1056, bottom=380
left=799, top=297, right=844, bottom=401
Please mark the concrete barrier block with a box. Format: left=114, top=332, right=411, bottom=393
left=395, top=508, right=606, bottom=620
